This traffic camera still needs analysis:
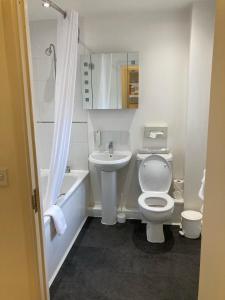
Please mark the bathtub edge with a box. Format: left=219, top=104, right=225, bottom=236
left=44, top=170, right=89, bottom=226
left=48, top=216, right=88, bottom=287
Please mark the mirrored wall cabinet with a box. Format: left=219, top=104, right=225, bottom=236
left=81, top=52, right=139, bottom=110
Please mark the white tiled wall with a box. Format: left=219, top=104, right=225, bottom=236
left=93, top=130, right=130, bottom=151
left=35, top=123, right=89, bottom=170
left=29, top=19, right=89, bottom=171
left=30, top=20, right=56, bottom=122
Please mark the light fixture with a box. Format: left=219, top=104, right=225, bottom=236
left=42, top=0, right=50, bottom=8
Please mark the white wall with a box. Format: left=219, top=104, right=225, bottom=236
left=35, top=123, right=88, bottom=170
left=29, top=20, right=89, bottom=170
left=29, top=4, right=215, bottom=213
left=184, top=1, right=215, bottom=211
left=83, top=10, right=191, bottom=209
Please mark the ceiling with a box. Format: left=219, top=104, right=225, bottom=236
left=28, top=0, right=206, bottom=20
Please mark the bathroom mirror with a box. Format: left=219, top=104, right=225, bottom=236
left=81, top=52, right=139, bottom=109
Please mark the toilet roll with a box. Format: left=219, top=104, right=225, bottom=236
left=173, top=179, right=184, bottom=192
left=173, top=179, right=184, bottom=200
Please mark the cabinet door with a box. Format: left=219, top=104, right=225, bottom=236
left=122, top=52, right=139, bottom=109
left=127, top=65, right=139, bottom=108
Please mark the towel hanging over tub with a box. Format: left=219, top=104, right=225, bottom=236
left=44, top=205, right=67, bottom=235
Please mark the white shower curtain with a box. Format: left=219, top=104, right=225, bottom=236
left=44, top=10, right=78, bottom=235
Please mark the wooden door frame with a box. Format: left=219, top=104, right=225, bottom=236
left=0, top=0, right=48, bottom=299
left=198, top=1, right=225, bottom=299
left=18, top=0, right=49, bottom=298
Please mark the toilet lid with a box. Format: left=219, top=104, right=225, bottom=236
left=139, top=154, right=172, bottom=193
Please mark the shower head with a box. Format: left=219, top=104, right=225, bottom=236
left=45, top=43, right=57, bottom=78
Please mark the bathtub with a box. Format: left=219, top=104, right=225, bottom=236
left=40, top=169, right=89, bottom=286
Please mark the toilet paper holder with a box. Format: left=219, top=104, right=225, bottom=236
left=149, top=131, right=164, bottom=139
left=144, top=123, right=168, bottom=139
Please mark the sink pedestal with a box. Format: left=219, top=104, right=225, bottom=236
left=89, top=150, right=132, bottom=225
left=101, top=171, right=117, bottom=225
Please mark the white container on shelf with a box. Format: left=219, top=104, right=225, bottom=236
left=181, top=210, right=202, bottom=239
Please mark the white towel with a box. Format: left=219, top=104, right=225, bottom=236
left=199, top=169, right=206, bottom=201
left=44, top=205, right=67, bottom=235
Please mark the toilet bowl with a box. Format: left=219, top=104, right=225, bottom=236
left=138, top=154, right=174, bottom=243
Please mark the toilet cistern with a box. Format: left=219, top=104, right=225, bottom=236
left=108, top=141, right=114, bottom=155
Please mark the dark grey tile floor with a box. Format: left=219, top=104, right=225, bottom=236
left=50, top=217, right=201, bottom=300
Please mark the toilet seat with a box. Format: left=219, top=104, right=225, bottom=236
left=138, top=192, right=174, bottom=212
left=139, top=154, right=172, bottom=193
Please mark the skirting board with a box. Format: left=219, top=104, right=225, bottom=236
left=48, top=217, right=87, bottom=287
left=88, top=199, right=184, bottom=225
left=88, top=204, right=140, bottom=219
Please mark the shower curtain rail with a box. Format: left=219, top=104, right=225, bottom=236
left=42, top=1, right=90, bottom=51
left=42, top=0, right=67, bottom=19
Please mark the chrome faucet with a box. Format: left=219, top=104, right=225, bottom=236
left=108, top=141, right=114, bottom=155
left=65, top=165, right=71, bottom=173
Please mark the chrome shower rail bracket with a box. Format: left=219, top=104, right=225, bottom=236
left=42, top=0, right=67, bottom=19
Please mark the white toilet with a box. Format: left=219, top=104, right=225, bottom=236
left=137, top=153, right=174, bottom=243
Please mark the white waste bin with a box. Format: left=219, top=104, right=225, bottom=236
left=181, top=210, right=202, bottom=239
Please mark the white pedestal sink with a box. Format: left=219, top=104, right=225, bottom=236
left=89, top=151, right=132, bottom=225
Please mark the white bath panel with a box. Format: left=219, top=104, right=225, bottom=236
left=44, top=173, right=90, bottom=286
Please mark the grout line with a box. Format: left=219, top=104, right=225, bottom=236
left=36, top=121, right=88, bottom=124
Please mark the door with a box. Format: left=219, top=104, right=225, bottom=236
left=0, top=0, right=48, bottom=299
left=198, top=1, right=225, bottom=299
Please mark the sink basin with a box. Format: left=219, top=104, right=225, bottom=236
left=89, top=150, right=132, bottom=225
left=89, top=151, right=132, bottom=172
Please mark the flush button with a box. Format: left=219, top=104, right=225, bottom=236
left=0, top=169, right=8, bottom=186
